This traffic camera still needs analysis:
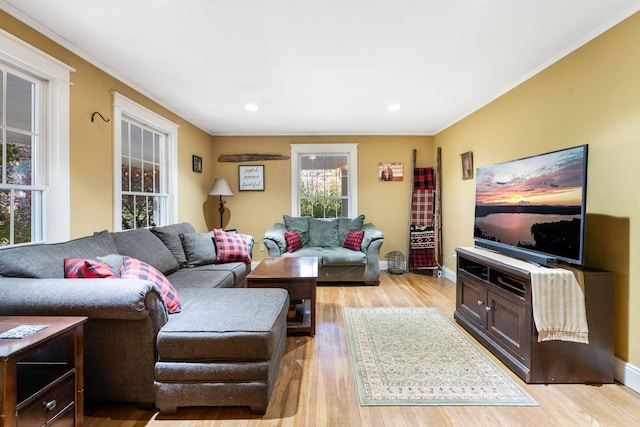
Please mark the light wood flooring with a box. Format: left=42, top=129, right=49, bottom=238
left=85, top=272, right=640, bottom=426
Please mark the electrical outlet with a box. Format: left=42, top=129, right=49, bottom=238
left=259, top=243, right=265, bottom=252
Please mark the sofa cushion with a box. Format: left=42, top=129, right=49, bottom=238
left=322, top=246, right=367, bottom=266
left=337, top=215, right=365, bottom=244
left=284, top=230, right=303, bottom=253
left=281, top=246, right=323, bottom=260
left=157, top=288, right=288, bottom=361
left=151, top=222, right=197, bottom=267
left=197, top=262, right=251, bottom=284
left=64, top=257, right=119, bottom=278
left=120, top=256, right=181, bottom=313
left=309, top=218, right=339, bottom=247
left=0, top=230, right=118, bottom=279
left=96, top=253, right=125, bottom=272
left=213, top=229, right=251, bottom=264
left=283, top=215, right=310, bottom=245
left=167, top=267, right=235, bottom=289
left=111, top=228, right=180, bottom=275
left=180, top=232, right=216, bottom=267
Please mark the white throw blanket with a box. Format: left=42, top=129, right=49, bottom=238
left=463, top=247, right=589, bottom=343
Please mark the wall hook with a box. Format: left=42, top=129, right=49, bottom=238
left=91, top=112, right=110, bottom=123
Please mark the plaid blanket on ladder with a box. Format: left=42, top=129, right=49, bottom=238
left=410, top=167, right=437, bottom=269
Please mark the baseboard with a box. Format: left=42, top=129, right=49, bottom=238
left=443, top=266, right=456, bottom=282
left=615, top=357, right=640, bottom=393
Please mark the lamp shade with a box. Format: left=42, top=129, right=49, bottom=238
left=208, top=178, right=234, bottom=196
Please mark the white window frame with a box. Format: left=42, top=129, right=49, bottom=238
left=112, top=92, right=178, bottom=231
left=0, top=29, right=73, bottom=244
left=290, top=143, right=358, bottom=217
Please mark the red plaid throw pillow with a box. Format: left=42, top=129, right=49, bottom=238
left=64, top=257, right=119, bottom=278
left=120, top=256, right=181, bottom=313
left=343, top=230, right=365, bottom=251
left=284, top=230, right=303, bottom=252
left=213, top=229, right=251, bottom=264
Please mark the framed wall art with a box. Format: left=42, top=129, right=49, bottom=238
left=461, top=151, right=473, bottom=180
left=238, top=165, right=265, bottom=191
left=192, top=155, right=202, bottom=173
left=378, top=162, right=403, bottom=182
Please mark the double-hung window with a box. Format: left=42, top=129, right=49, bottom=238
left=0, top=30, right=72, bottom=246
left=291, top=143, right=358, bottom=218
left=113, top=92, right=178, bottom=230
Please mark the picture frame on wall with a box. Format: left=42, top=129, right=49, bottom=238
left=461, top=151, right=473, bottom=180
left=378, top=162, right=403, bottom=181
left=192, top=155, right=202, bottom=173
left=238, top=165, right=265, bottom=191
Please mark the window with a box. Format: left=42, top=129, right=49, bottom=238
left=0, top=29, right=72, bottom=246
left=113, top=92, right=178, bottom=231
left=291, top=143, right=358, bottom=218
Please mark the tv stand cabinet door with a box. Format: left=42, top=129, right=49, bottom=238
left=486, top=288, right=529, bottom=364
left=456, top=271, right=487, bottom=330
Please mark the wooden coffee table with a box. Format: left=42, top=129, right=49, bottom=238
left=247, top=257, right=318, bottom=336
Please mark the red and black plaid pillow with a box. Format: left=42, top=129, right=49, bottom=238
left=284, top=229, right=303, bottom=252
left=213, top=229, right=251, bottom=264
left=64, top=257, right=119, bottom=278
left=120, top=256, right=181, bottom=313
left=343, top=230, right=365, bottom=251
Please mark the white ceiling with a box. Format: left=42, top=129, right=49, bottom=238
left=2, top=0, right=640, bottom=136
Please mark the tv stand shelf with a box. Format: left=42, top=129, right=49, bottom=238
left=454, top=247, right=614, bottom=384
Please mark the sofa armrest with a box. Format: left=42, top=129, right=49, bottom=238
left=361, top=223, right=384, bottom=252
left=0, top=277, right=169, bottom=325
left=263, top=223, right=288, bottom=256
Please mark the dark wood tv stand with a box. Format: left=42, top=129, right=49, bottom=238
left=454, top=247, right=614, bottom=384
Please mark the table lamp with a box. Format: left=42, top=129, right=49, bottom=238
left=208, top=178, right=234, bottom=229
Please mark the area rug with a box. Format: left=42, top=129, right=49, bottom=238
left=344, top=307, right=537, bottom=406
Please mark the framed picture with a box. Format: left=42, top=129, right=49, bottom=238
left=192, top=155, right=202, bottom=173
left=461, top=151, right=473, bottom=180
left=238, top=165, right=265, bottom=191
left=378, top=162, right=403, bottom=182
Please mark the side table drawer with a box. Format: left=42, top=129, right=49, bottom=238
left=18, top=373, right=75, bottom=426
left=287, top=280, right=312, bottom=300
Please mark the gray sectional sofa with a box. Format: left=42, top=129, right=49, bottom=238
left=0, top=223, right=289, bottom=414
left=263, top=215, right=384, bottom=285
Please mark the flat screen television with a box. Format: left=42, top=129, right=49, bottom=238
left=474, top=145, right=588, bottom=267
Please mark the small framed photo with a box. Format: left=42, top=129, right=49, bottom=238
left=461, top=151, right=473, bottom=180
left=238, top=165, right=265, bottom=191
left=378, top=162, right=403, bottom=182
left=192, top=155, right=202, bottom=173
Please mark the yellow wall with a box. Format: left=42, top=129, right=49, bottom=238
left=1, top=11, right=216, bottom=236
left=436, top=12, right=640, bottom=366
left=210, top=135, right=434, bottom=262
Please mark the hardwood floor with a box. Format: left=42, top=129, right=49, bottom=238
left=85, top=272, right=640, bottom=426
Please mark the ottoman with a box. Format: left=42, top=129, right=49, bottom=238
left=154, top=287, right=289, bottom=414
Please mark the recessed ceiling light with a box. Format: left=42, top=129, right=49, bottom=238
left=387, top=104, right=401, bottom=112
left=244, top=104, right=259, bottom=111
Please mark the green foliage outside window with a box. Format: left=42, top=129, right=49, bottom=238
left=299, top=167, right=343, bottom=218
left=0, top=143, right=33, bottom=246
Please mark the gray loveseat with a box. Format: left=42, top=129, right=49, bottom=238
left=0, top=223, right=289, bottom=414
left=263, top=215, right=384, bottom=285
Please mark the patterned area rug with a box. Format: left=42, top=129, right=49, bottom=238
left=344, top=307, right=538, bottom=406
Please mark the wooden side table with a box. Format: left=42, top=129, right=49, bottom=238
left=0, top=316, right=87, bottom=427
left=247, top=257, right=318, bottom=336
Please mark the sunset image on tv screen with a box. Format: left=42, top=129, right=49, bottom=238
left=474, top=145, right=586, bottom=260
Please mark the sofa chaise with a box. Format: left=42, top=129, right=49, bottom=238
left=0, top=223, right=289, bottom=414
left=263, top=215, right=384, bottom=285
